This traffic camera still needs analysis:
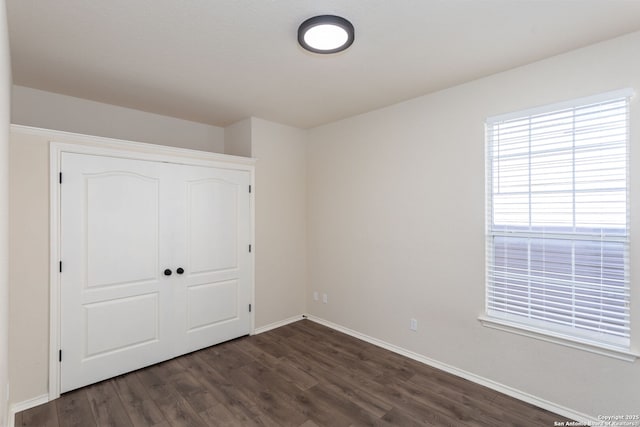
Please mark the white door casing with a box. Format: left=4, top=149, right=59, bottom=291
left=53, top=143, right=254, bottom=395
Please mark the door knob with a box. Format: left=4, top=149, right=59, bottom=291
left=164, top=269, right=172, bottom=276
left=176, top=267, right=184, bottom=275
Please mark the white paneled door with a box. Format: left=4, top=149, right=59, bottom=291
left=60, top=152, right=252, bottom=393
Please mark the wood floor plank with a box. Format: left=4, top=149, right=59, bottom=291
left=489, top=391, right=561, bottom=427
left=198, top=339, right=255, bottom=374
left=16, top=401, right=59, bottom=427
left=198, top=403, right=250, bottom=427
left=273, top=333, right=397, bottom=417
left=384, top=373, right=492, bottom=426
left=15, top=320, right=567, bottom=427
left=182, top=352, right=270, bottom=425
left=229, top=363, right=309, bottom=427
left=276, top=340, right=395, bottom=418
left=241, top=353, right=385, bottom=426
left=273, top=357, right=318, bottom=391
left=301, top=323, right=417, bottom=384
left=290, top=332, right=387, bottom=381
left=304, top=383, right=389, bottom=427
left=276, top=325, right=483, bottom=427
left=406, top=371, right=516, bottom=425
left=227, top=338, right=282, bottom=369
left=112, top=374, right=166, bottom=427
left=169, top=370, right=220, bottom=414
left=55, top=388, right=96, bottom=427
left=248, top=332, right=291, bottom=358
left=136, top=365, right=208, bottom=427
left=381, top=407, right=440, bottom=427
left=84, top=380, right=133, bottom=427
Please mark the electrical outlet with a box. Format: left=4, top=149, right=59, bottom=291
left=313, top=291, right=319, bottom=301
left=322, top=293, right=328, bottom=304
left=410, top=318, right=418, bottom=331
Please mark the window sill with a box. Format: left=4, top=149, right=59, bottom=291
left=478, top=316, right=639, bottom=362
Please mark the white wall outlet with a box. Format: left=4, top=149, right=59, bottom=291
left=410, top=318, right=418, bottom=331
left=313, top=291, right=319, bottom=301
left=322, top=293, right=328, bottom=304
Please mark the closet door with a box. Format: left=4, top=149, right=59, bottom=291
left=60, top=153, right=174, bottom=393
left=170, top=164, right=252, bottom=353
left=59, top=152, right=252, bottom=393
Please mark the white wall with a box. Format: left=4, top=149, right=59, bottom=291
left=12, top=85, right=225, bottom=153
left=251, top=118, right=307, bottom=327
left=225, top=116, right=308, bottom=328
left=224, top=118, right=252, bottom=158
left=8, top=130, right=49, bottom=406
left=307, top=31, right=640, bottom=418
left=0, top=0, right=9, bottom=424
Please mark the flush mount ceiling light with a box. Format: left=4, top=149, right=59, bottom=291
left=298, top=15, right=355, bottom=54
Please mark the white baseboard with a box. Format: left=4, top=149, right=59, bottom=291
left=8, top=394, right=49, bottom=427
left=253, top=314, right=305, bottom=335
left=306, top=315, right=599, bottom=425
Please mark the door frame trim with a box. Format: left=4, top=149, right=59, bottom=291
left=49, top=133, right=255, bottom=400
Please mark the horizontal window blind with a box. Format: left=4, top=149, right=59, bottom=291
left=486, top=91, right=631, bottom=348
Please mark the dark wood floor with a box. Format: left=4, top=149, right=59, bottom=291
left=16, top=320, right=565, bottom=426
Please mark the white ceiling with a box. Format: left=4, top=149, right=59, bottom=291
left=7, top=1, right=640, bottom=129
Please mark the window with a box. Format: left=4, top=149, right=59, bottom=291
left=485, top=90, right=631, bottom=350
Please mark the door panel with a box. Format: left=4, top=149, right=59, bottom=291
left=187, top=280, right=239, bottom=331
left=175, top=165, right=251, bottom=353
left=61, top=153, right=171, bottom=393
left=86, top=172, right=159, bottom=288
left=85, top=292, right=159, bottom=357
left=187, top=179, right=238, bottom=274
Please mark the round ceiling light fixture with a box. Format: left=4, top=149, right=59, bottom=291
left=298, top=15, right=354, bottom=54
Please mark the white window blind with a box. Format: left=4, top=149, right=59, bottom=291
left=485, top=90, right=631, bottom=349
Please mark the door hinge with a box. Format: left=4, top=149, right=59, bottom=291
left=249, top=185, right=252, bottom=193
left=59, top=350, right=62, bottom=362
left=249, top=304, right=252, bottom=313
left=249, top=244, right=252, bottom=253
left=59, top=172, right=62, bottom=184
left=59, top=261, right=62, bottom=273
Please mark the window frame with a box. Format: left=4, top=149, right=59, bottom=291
left=481, top=89, right=638, bottom=362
